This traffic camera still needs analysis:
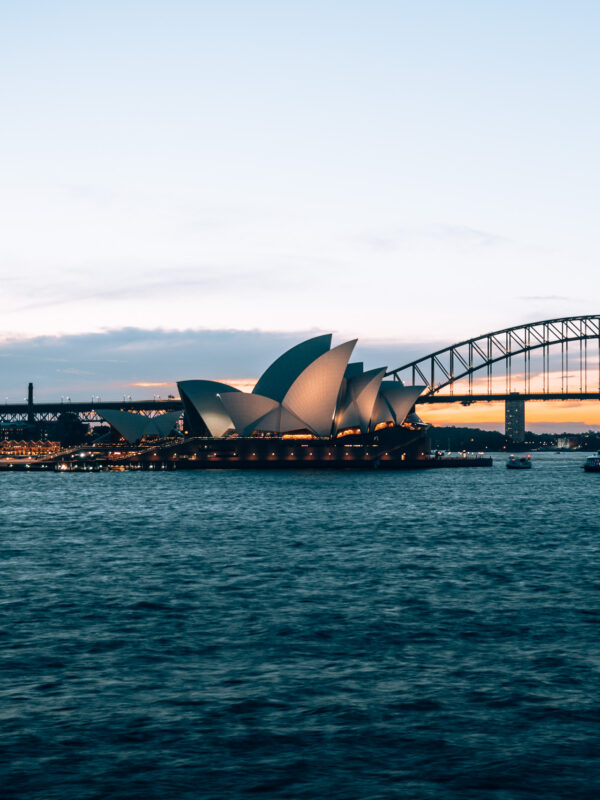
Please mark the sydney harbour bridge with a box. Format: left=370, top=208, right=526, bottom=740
left=2, top=315, right=600, bottom=442
left=388, top=315, right=600, bottom=440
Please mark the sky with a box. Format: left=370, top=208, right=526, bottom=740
left=1, top=1, right=599, bottom=427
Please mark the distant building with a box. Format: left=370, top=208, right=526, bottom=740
left=0, top=440, right=61, bottom=458
left=0, top=422, right=36, bottom=441
left=505, top=394, right=525, bottom=443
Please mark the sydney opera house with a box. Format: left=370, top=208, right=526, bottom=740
left=96, top=334, right=428, bottom=468
left=177, top=334, right=424, bottom=440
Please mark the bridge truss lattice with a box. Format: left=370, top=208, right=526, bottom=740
left=387, top=315, right=600, bottom=400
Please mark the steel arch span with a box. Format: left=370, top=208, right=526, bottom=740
left=387, top=315, right=600, bottom=401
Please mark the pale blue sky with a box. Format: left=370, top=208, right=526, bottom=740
left=1, top=1, right=599, bottom=349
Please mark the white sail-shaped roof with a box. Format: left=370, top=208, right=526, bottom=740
left=218, top=392, right=279, bottom=437
left=152, top=411, right=183, bottom=438
left=252, top=334, right=332, bottom=402
left=344, top=362, right=364, bottom=379
left=252, top=403, right=309, bottom=434
left=99, top=410, right=152, bottom=443
left=278, top=406, right=311, bottom=433
left=177, top=380, right=240, bottom=437
left=99, top=409, right=180, bottom=443
left=378, top=383, right=426, bottom=425
left=370, top=394, right=394, bottom=427
left=336, top=367, right=386, bottom=433
left=99, top=409, right=182, bottom=443
left=219, top=392, right=311, bottom=435
left=282, top=339, right=357, bottom=437
left=218, top=338, right=356, bottom=438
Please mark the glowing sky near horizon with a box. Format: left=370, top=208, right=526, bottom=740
left=1, top=1, right=600, bottom=427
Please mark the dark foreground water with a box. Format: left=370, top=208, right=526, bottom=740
left=2, top=452, right=600, bottom=799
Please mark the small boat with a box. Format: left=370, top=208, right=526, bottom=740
left=583, top=453, right=600, bottom=472
left=507, top=455, right=532, bottom=469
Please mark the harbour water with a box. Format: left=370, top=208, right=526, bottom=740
left=2, top=452, right=600, bottom=799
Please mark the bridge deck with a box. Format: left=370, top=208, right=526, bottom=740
left=418, top=393, right=600, bottom=403
left=0, top=392, right=597, bottom=424
left=0, top=400, right=183, bottom=423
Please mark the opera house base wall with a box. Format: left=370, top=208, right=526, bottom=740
left=139, top=426, right=428, bottom=470
left=104, top=427, right=488, bottom=470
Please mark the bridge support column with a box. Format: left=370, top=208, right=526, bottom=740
left=505, top=393, right=525, bottom=444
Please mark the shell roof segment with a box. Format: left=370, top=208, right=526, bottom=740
left=177, top=379, right=239, bottom=437
left=219, top=339, right=356, bottom=438
left=281, top=339, right=357, bottom=438
left=378, top=382, right=426, bottom=426
left=252, top=334, right=333, bottom=402
left=217, top=393, right=279, bottom=437
left=152, top=411, right=184, bottom=438
left=344, top=362, right=364, bottom=379
left=219, top=392, right=311, bottom=436
left=336, top=367, right=387, bottom=433
left=99, top=409, right=182, bottom=444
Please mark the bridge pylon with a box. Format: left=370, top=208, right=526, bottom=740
left=505, top=393, right=525, bottom=444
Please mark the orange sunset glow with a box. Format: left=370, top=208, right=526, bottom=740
left=125, top=374, right=600, bottom=431
left=419, top=400, right=600, bottom=430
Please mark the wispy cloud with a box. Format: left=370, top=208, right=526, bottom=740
left=12, top=265, right=296, bottom=313
left=520, top=295, right=575, bottom=302
left=433, top=225, right=511, bottom=247
left=356, top=223, right=511, bottom=253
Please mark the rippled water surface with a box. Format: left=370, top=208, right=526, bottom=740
left=2, top=453, right=600, bottom=799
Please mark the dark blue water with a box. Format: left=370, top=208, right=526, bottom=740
left=2, top=453, right=600, bottom=799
